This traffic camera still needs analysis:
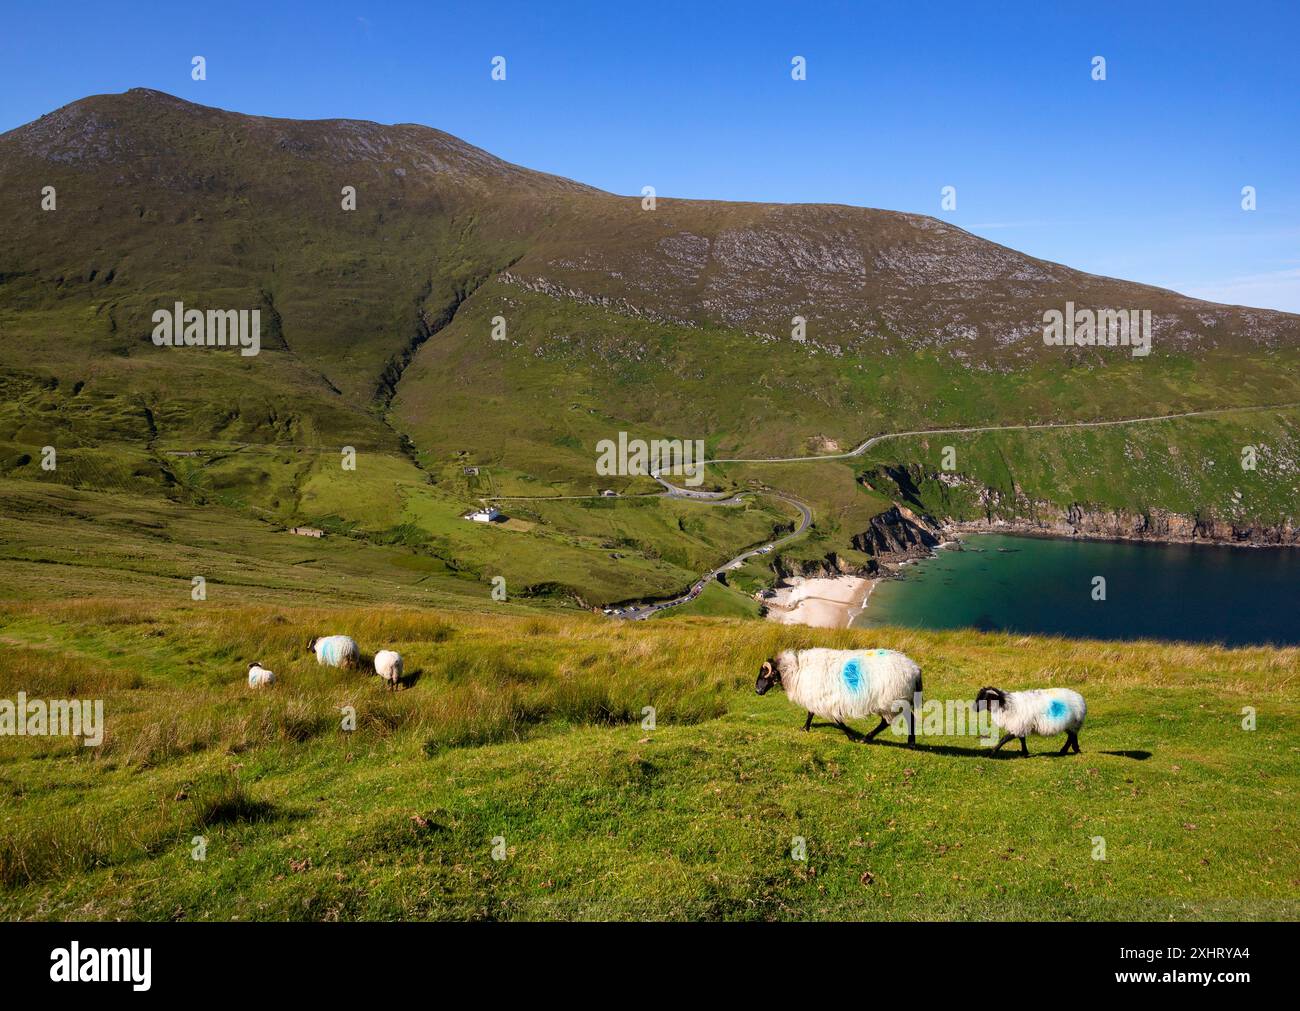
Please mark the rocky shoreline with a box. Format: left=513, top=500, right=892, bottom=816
left=942, top=505, right=1300, bottom=549
left=764, top=498, right=1298, bottom=628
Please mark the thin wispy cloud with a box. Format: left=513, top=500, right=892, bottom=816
left=1177, top=267, right=1300, bottom=314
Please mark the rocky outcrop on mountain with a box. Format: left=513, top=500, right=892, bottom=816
left=850, top=505, right=942, bottom=561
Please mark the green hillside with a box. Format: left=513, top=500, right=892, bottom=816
left=2, top=88, right=1299, bottom=605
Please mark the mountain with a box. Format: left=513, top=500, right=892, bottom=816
left=2, top=89, right=1298, bottom=606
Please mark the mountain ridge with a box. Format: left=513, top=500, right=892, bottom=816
left=2, top=89, right=1298, bottom=607
left=5, top=88, right=1297, bottom=363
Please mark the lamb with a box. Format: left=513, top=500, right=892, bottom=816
left=307, top=634, right=359, bottom=670
left=975, top=686, right=1086, bottom=756
left=756, top=647, right=923, bottom=745
left=247, top=661, right=275, bottom=688
left=373, top=649, right=403, bottom=690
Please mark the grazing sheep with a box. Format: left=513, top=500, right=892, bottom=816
left=308, top=634, right=359, bottom=670
left=247, top=662, right=275, bottom=688
left=755, top=647, right=923, bottom=744
left=374, top=649, right=403, bottom=690
left=975, top=686, right=1086, bottom=756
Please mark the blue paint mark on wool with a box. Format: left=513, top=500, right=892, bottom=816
left=319, top=637, right=350, bottom=665
left=1047, top=699, right=1068, bottom=720
left=841, top=657, right=865, bottom=693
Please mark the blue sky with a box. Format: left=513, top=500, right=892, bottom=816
left=3, top=0, right=1297, bottom=310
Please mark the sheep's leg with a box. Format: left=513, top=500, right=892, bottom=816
left=803, top=712, right=814, bottom=732
left=1019, top=736, right=1029, bottom=756
left=1071, top=732, right=1081, bottom=754
left=1058, top=736, right=1072, bottom=755
left=993, top=733, right=1016, bottom=752
left=864, top=716, right=891, bottom=740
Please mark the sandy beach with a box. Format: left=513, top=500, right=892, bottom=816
left=763, top=575, right=876, bottom=629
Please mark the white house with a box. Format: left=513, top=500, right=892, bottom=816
left=466, top=507, right=502, bottom=523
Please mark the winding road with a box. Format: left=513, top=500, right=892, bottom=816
left=613, top=487, right=811, bottom=620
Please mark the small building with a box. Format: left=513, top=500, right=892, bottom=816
left=463, top=466, right=480, bottom=476
left=290, top=526, right=324, bottom=538
left=466, top=507, right=502, bottom=523
left=600, top=489, right=617, bottom=497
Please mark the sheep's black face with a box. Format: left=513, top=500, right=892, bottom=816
left=755, top=661, right=779, bottom=695
left=975, top=687, right=1003, bottom=712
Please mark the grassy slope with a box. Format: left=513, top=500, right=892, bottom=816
left=397, top=280, right=1300, bottom=482
left=0, top=477, right=798, bottom=611
left=394, top=281, right=1300, bottom=568
left=856, top=407, right=1300, bottom=527
left=0, top=598, right=1295, bottom=921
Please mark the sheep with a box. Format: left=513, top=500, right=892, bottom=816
left=247, top=661, right=275, bottom=688
left=374, top=649, right=403, bottom=690
left=974, top=686, right=1086, bottom=756
left=755, top=647, right=923, bottom=745
left=307, top=634, right=359, bottom=670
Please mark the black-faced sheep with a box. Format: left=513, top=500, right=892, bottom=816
left=308, top=635, right=359, bottom=670
left=756, top=647, right=923, bottom=744
left=247, top=661, right=275, bottom=688
left=975, top=686, right=1086, bottom=756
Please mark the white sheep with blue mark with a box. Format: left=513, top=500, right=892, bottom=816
left=975, top=686, right=1086, bottom=756
left=373, top=649, right=403, bottom=690
left=308, top=634, right=359, bottom=670
left=246, top=661, right=275, bottom=688
left=756, top=647, right=923, bottom=744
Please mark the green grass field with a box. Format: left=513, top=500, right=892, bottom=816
left=3, top=87, right=1298, bottom=924
left=1, top=597, right=1295, bottom=920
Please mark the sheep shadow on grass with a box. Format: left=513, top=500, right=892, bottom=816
left=394, top=667, right=424, bottom=690
left=806, top=723, right=1152, bottom=761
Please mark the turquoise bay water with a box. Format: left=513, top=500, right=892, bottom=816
left=853, top=534, right=1300, bottom=647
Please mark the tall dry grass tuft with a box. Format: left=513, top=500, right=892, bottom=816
left=0, top=645, right=142, bottom=697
